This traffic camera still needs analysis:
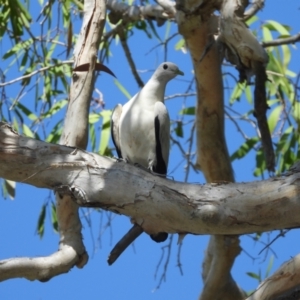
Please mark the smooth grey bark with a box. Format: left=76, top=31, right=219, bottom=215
left=1, top=122, right=300, bottom=237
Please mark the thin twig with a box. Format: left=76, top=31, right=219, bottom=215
left=225, top=110, right=250, bottom=141
left=0, top=60, right=73, bottom=87
left=145, top=32, right=178, bottom=56
left=176, top=241, right=184, bottom=276
left=262, top=33, right=300, bottom=48
left=243, top=0, right=265, bottom=21
left=164, top=92, right=197, bottom=100
left=153, top=234, right=173, bottom=291
left=117, top=26, right=144, bottom=88
left=258, top=230, right=289, bottom=255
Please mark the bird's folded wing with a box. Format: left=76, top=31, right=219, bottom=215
left=153, top=102, right=170, bottom=175
left=111, top=104, right=123, bottom=159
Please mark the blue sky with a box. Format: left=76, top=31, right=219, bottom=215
left=1, top=1, right=300, bottom=299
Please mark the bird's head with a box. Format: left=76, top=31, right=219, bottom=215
left=153, top=62, right=184, bottom=82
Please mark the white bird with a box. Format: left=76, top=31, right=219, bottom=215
left=111, top=62, right=184, bottom=175
left=108, top=62, right=184, bottom=265
left=110, top=62, right=183, bottom=244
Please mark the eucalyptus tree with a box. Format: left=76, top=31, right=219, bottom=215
left=1, top=0, right=300, bottom=299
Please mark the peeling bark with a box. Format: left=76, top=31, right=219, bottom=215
left=247, top=254, right=300, bottom=300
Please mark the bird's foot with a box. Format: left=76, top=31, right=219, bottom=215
left=133, top=163, right=150, bottom=172
left=114, top=157, right=127, bottom=163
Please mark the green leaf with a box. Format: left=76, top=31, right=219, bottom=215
left=264, top=20, right=290, bottom=36
left=262, top=26, right=273, bottom=43
left=99, top=110, right=112, bottom=155
left=2, top=39, right=33, bottom=60
left=89, top=123, right=97, bottom=152
left=174, top=121, right=183, bottom=138
left=293, top=102, right=300, bottom=121
left=246, top=15, right=258, bottom=26
left=114, top=79, right=132, bottom=99
left=229, top=83, right=246, bottom=105
left=245, top=85, right=253, bottom=104
left=135, top=20, right=147, bottom=30
left=51, top=202, right=58, bottom=233
left=253, top=149, right=266, bottom=177
left=3, top=180, right=16, bottom=200
left=22, top=123, right=35, bottom=138
left=46, top=120, right=63, bottom=143
left=275, top=126, right=297, bottom=174
left=37, top=204, right=47, bottom=238
left=41, top=100, right=68, bottom=119
left=246, top=272, right=261, bottom=281
left=147, top=19, right=162, bottom=42
left=285, top=69, right=296, bottom=78
left=281, top=44, right=291, bottom=70
left=46, top=36, right=59, bottom=60
left=89, top=113, right=101, bottom=124
left=231, top=137, right=259, bottom=161
left=180, top=107, right=195, bottom=115
left=267, top=52, right=284, bottom=80
left=276, top=126, right=293, bottom=153
left=62, top=0, right=71, bottom=28
left=20, top=50, right=29, bottom=71
left=175, top=39, right=185, bottom=51
left=265, top=255, right=274, bottom=278
left=268, top=105, right=282, bottom=133
left=16, top=103, right=38, bottom=121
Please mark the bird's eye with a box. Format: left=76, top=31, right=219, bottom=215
left=163, top=64, right=168, bottom=70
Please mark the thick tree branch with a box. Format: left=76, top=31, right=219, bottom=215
left=246, top=254, right=300, bottom=300
left=201, top=236, right=246, bottom=299
left=156, top=0, right=176, bottom=16
left=177, top=1, right=243, bottom=299
left=0, top=247, right=79, bottom=282
left=106, top=0, right=174, bottom=25
left=3, top=120, right=300, bottom=295
left=2, top=123, right=300, bottom=237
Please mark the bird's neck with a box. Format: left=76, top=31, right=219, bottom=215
left=139, top=77, right=167, bottom=105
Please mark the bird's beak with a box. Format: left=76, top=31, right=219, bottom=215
left=175, top=69, right=184, bottom=76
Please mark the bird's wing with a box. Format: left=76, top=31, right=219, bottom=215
left=153, top=102, right=170, bottom=175
left=111, top=104, right=123, bottom=159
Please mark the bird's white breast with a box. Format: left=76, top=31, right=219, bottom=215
left=119, top=98, right=157, bottom=168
